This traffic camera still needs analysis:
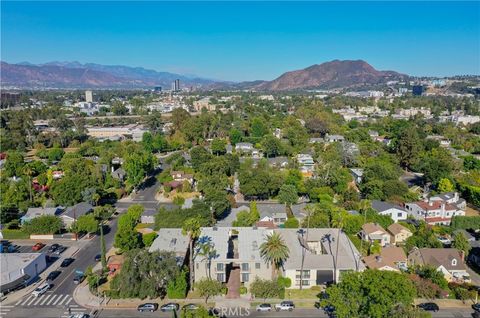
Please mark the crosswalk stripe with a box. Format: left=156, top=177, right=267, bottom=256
left=39, top=294, right=52, bottom=306
left=57, top=294, right=70, bottom=306
left=32, top=295, right=45, bottom=306
left=14, top=298, right=23, bottom=306
left=52, top=294, right=62, bottom=306
left=26, top=295, right=37, bottom=306
left=20, top=295, right=33, bottom=306
left=65, top=297, right=72, bottom=306
left=46, top=294, right=57, bottom=306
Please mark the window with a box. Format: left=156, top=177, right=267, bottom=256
left=196, top=263, right=199, bottom=269
left=295, top=270, right=310, bottom=279
left=241, top=263, right=249, bottom=271
left=397, top=212, right=403, bottom=217
left=295, top=280, right=310, bottom=286
left=216, top=263, right=224, bottom=271
left=241, top=273, right=249, bottom=282
left=452, top=259, right=457, bottom=266
left=216, top=273, right=225, bottom=282
left=255, top=263, right=261, bottom=270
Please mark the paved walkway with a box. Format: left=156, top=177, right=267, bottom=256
left=226, top=268, right=241, bottom=299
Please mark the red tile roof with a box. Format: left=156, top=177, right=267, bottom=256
left=414, top=201, right=457, bottom=211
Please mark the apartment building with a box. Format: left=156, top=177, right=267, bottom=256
left=405, top=192, right=466, bottom=225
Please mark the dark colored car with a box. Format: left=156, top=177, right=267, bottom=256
left=54, top=246, right=67, bottom=255
left=47, top=270, right=61, bottom=281
left=61, top=258, right=74, bottom=267
left=160, top=303, right=179, bottom=312
left=94, top=254, right=101, bottom=262
left=473, top=303, right=480, bottom=312
left=417, top=302, right=439, bottom=312
left=473, top=311, right=480, bottom=318
left=137, top=303, right=158, bottom=312
left=32, top=242, right=45, bottom=251
left=48, top=243, right=60, bottom=253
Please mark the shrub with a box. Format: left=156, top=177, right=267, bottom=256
left=239, top=286, right=247, bottom=295
left=142, top=232, right=158, bottom=248
left=167, top=269, right=188, bottom=299
left=284, top=217, right=299, bottom=228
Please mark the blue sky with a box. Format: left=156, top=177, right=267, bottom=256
left=1, top=1, right=479, bottom=81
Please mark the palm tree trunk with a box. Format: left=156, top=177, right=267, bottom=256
left=189, top=238, right=194, bottom=291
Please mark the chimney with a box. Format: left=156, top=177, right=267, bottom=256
left=460, top=250, right=465, bottom=261
left=111, top=166, right=114, bottom=173
left=213, top=226, right=218, bottom=231
left=428, top=200, right=433, bottom=207
left=375, top=256, right=382, bottom=263
left=441, top=202, right=445, bottom=212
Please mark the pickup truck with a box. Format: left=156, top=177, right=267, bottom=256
left=73, top=270, right=84, bottom=284
left=275, top=301, right=295, bottom=311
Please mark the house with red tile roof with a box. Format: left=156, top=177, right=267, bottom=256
left=405, top=197, right=465, bottom=226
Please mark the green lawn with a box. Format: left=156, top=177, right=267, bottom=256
left=285, top=287, right=322, bottom=299
left=2, top=229, right=29, bottom=239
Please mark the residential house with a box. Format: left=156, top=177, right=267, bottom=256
left=405, top=196, right=465, bottom=226
left=325, top=134, right=345, bottom=143
left=60, top=202, right=94, bottom=228
left=149, top=228, right=190, bottom=266
left=235, top=142, right=254, bottom=154
left=309, top=138, right=323, bottom=144
left=349, top=168, right=364, bottom=184
left=267, top=157, right=289, bottom=169
left=111, top=167, right=126, bottom=181
left=360, top=223, right=391, bottom=247
left=21, top=207, right=64, bottom=224
left=297, top=154, right=315, bottom=177
left=387, top=223, right=413, bottom=245
left=408, top=248, right=470, bottom=283
left=281, top=228, right=365, bottom=288
left=362, top=247, right=407, bottom=271
left=106, top=254, right=124, bottom=276
left=426, top=135, right=451, bottom=148
left=170, top=171, right=194, bottom=184
left=430, top=192, right=466, bottom=210
left=140, top=209, right=157, bottom=224
left=371, top=200, right=408, bottom=223
left=258, top=212, right=288, bottom=226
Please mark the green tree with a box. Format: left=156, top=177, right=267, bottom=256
left=437, top=178, right=454, bottom=193
left=211, top=138, right=227, bottom=155
left=229, top=128, right=242, bottom=145
left=251, top=117, right=268, bottom=138
left=4, top=151, right=24, bottom=177
left=396, top=128, right=422, bottom=168
left=110, top=249, right=179, bottom=299
left=114, top=213, right=142, bottom=252
left=48, top=147, right=65, bottom=162
left=142, top=232, right=158, bottom=248
left=250, top=277, right=282, bottom=301
left=182, top=217, right=201, bottom=291
left=195, top=278, right=223, bottom=303
left=452, top=232, right=472, bottom=256
left=22, top=215, right=63, bottom=235
left=321, top=270, right=416, bottom=318
left=123, top=150, right=155, bottom=188
left=284, top=217, right=299, bottom=228
left=278, top=184, right=298, bottom=207
left=72, top=214, right=98, bottom=234
left=261, top=135, right=282, bottom=157
left=260, top=232, right=290, bottom=278
left=167, top=269, right=188, bottom=299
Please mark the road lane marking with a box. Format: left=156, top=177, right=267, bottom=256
left=57, top=294, right=70, bottom=306
left=52, top=294, right=63, bottom=306
left=39, top=294, right=52, bottom=305
left=32, top=295, right=44, bottom=306
left=65, top=297, right=72, bottom=306
left=19, top=295, right=32, bottom=306
left=46, top=294, right=58, bottom=306
left=26, top=296, right=37, bottom=306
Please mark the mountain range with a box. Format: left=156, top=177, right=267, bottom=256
left=1, top=60, right=409, bottom=90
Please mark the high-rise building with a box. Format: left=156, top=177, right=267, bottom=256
left=171, top=79, right=180, bottom=92
left=412, top=85, right=424, bottom=96
left=154, top=86, right=162, bottom=92
left=85, top=90, right=93, bottom=102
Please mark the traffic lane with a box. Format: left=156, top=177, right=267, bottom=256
left=96, top=308, right=328, bottom=317
left=3, top=307, right=89, bottom=318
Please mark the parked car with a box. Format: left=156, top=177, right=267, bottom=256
left=47, top=270, right=61, bottom=281
left=437, top=236, right=451, bottom=245
left=137, top=303, right=158, bottom=312
left=54, top=246, right=67, bottom=255
left=473, top=311, right=480, bottom=318
left=472, top=303, right=480, bottom=312
left=182, top=303, right=199, bottom=311
left=275, top=301, right=295, bottom=311
left=48, top=244, right=60, bottom=253
left=68, top=314, right=89, bottom=318
left=32, top=283, right=51, bottom=297
left=208, top=308, right=225, bottom=317
left=417, top=302, right=439, bottom=312
left=160, top=303, right=179, bottom=312
left=32, top=243, right=45, bottom=251
left=256, top=303, right=272, bottom=312
left=94, top=254, right=101, bottom=262
left=61, top=258, right=74, bottom=267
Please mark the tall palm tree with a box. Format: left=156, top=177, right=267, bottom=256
left=260, top=232, right=290, bottom=278
left=182, top=217, right=201, bottom=291
left=196, top=237, right=218, bottom=279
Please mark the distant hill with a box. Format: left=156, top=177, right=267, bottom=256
left=0, top=61, right=215, bottom=88
left=252, top=60, right=409, bottom=91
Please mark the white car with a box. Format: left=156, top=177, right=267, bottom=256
left=68, top=314, right=89, bottom=318
left=275, top=301, right=295, bottom=311
left=437, top=237, right=451, bottom=245
left=32, top=283, right=51, bottom=297
left=256, top=303, right=272, bottom=312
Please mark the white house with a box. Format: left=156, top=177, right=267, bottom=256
left=405, top=194, right=466, bottom=226
left=371, top=200, right=408, bottom=223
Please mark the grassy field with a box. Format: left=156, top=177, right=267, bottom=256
left=285, top=287, right=322, bottom=299
left=2, top=229, right=30, bottom=239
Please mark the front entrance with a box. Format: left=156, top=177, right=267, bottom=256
left=226, top=263, right=241, bottom=299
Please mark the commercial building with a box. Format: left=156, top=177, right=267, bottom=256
left=86, top=124, right=148, bottom=142
left=85, top=90, right=93, bottom=103
left=1, top=253, right=47, bottom=293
